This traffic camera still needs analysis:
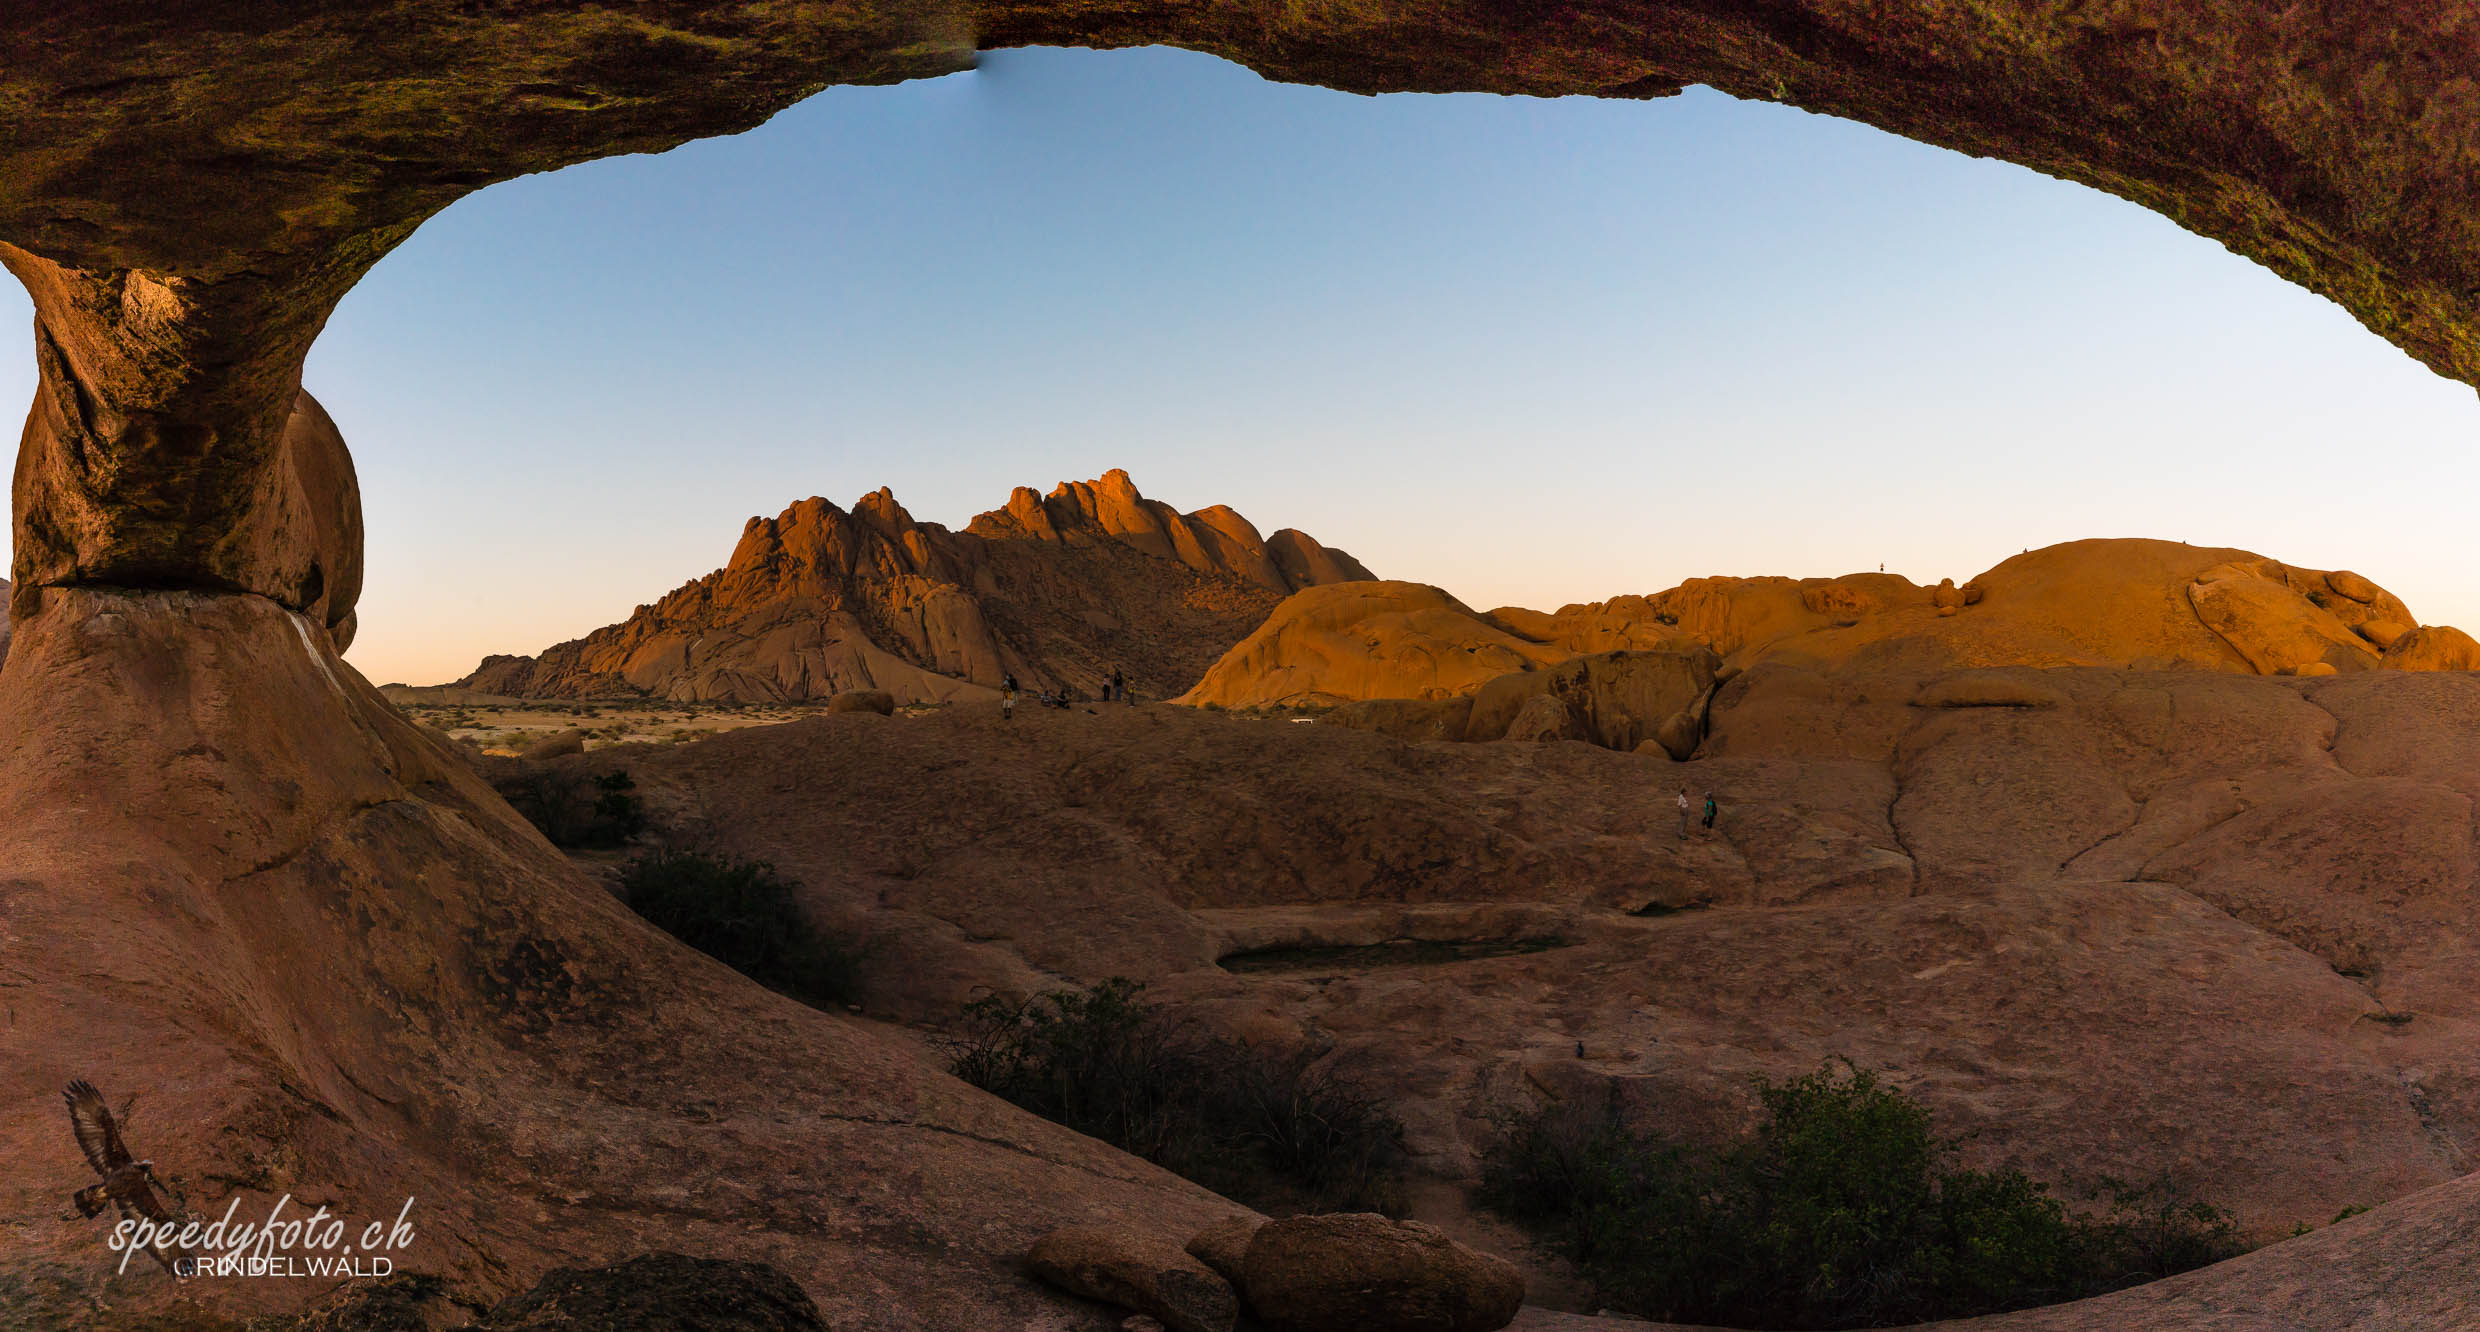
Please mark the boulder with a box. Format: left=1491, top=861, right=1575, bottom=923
left=1238, top=1214, right=1524, bottom=1332
left=484, top=1253, right=829, bottom=1330
left=1182, top=582, right=1565, bottom=709
left=1932, top=578, right=1967, bottom=610
left=1027, top=1224, right=1239, bottom=1332
left=1184, top=1215, right=1265, bottom=1286
left=1318, top=697, right=1473, bottom=743
left=2327, top=569, right=2385, bottom=604
left=1651, top=698, right=1706, bottom=761
left=520, top=728, right=586, bottom=760
left=1499, top=693, right=1584, bottom=743
left=2358, top=619, right=2413, bottom=650
left=827, top=689, right=897, bottom=715
left=2187, top=563, right=2376, bottom=675
left=2382, top=626, right=2480, bottom=672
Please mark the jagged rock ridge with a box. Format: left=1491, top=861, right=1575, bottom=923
left=460, top=469, right=1369, bottom=702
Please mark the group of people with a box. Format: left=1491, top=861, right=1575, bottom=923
left=1676, top=787, right=1719, bottom=837
left=999, top=667, right=1133, bottom=720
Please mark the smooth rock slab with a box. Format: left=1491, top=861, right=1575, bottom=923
left=1239, top=1213, right=1524, bottom=1332
left=1028, top=1223, right=1239, bottom=1332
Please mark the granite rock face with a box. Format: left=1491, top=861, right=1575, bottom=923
left=1188, top=541, right=2477, bottom=740
left=459, top=470, right=1368, bottom=703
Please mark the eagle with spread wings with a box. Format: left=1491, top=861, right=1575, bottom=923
left=63, top=1079, right=186, bottom=1277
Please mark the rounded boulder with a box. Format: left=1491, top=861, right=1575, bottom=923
left=1027, top=1223, right=1238, bottom=1332
left=1238, top=1213, right=1523, bottom=1332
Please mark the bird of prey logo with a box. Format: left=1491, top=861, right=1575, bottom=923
left=63, top=1080, right=186, bottom=1277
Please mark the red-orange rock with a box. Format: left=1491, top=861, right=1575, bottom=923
left=2382, top=625, right=2480, bottom=672
left=1179, top=583, right=1564, bottom=710
left=462, top=474, right=1368, bottom=704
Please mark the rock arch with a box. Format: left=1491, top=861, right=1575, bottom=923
left=4, top=4, right=2479, bottom=610
left=4, top=6, right=2478, bottom=1326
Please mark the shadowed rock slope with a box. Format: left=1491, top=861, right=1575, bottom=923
left=0, top=589, right=1244, bottom=1328
left=599, top=667, right=2480, bottom=1272
left=458, top=469, right=1369, bottom=703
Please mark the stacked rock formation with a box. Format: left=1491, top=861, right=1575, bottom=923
left=459, top=470, right=1369, bottom=703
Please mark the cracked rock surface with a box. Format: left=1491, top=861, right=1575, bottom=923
left=596, top=665, right=2480, bottom=1271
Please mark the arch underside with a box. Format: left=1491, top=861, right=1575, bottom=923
left=6, top=2, right=2475, bottom=609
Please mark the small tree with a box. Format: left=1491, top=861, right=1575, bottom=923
left=1481, top=1061, right=2241, bottom=1329
left=947, top=978, right=1404, bottom=1212
left=618, top=849, right=863, bottom=1008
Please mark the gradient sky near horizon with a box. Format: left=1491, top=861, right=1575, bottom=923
left=5, top=45, right=2477, bottom=686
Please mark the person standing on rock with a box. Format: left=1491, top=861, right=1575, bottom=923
left=1002, top=673, right=1018, bottom=721
left=1109, top=666, right=1128, bottom=705
left=1701, top=791, right=1719, bottom=835
left=1675, top=787, right=1693, bottom=839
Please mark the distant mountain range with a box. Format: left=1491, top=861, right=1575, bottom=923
left=457, top=470, right=1371, bottom=702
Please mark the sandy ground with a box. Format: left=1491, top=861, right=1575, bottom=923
left=380, top=685, right=1329, bottom=754
left=380, top=686, right=856, bottom=753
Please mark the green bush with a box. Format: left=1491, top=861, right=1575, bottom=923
left=498, top=767, right=646, bottom=849
left=618, top=849, right=864, bottom=1009
left=947, top=978, right=1403, bottom=1212
left=1480, top=1062, right=2240, bottom=1329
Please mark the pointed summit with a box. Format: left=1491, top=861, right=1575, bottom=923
left=459, top=472, right=1372, bottom=703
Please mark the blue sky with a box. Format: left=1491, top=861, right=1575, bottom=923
left=5, top=45, right=2475, bottom=685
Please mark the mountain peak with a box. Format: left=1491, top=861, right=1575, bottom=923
left=458, top=472, right=1373, bottom=702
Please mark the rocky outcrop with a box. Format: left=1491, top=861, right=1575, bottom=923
left=1190, top=542, right=2474, bottom=728
left=1178, top=583, right=1565, bottom=709
left=1463, top=648, right=1721, bottom=754
left=459, top=472, right=1368, bottom=704
left=0, top=577, right=10, bottom=664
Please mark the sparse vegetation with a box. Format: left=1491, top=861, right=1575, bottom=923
left=496, top=767, right=647, bottom=849
left=947, top=978, right=1404, bottom=1213
left=1480, top=1061, right=2242, bottom=1329
left=618, top=849, right=864, bottom=1008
